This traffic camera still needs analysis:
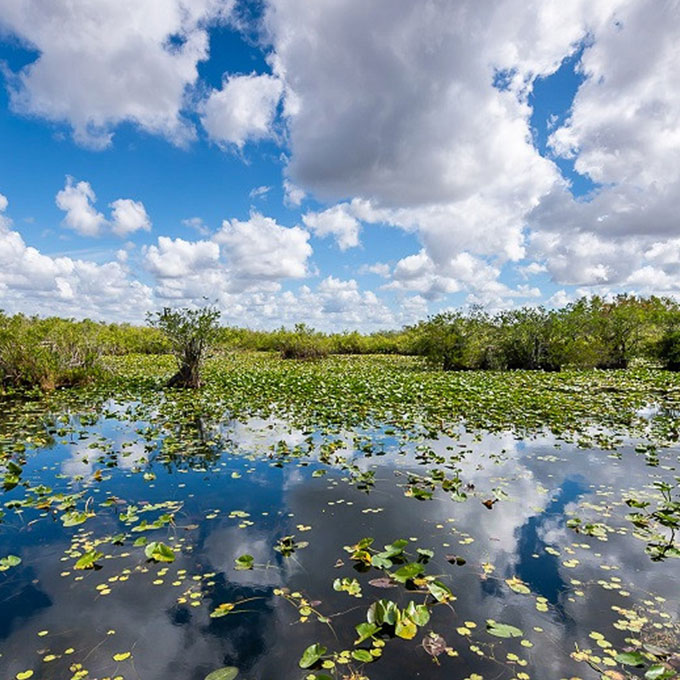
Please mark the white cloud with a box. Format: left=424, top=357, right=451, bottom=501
left=0, top=193, right=8, bottom=213
left=259, top=0, right=680, bottom=300
left=182, top=216, right=211, bottom=236
left=302, top=203, right=360, bottom=250
left=110, top=199, right=151, bottom=237
left=249, top=185, right=271, bottom=200
left=283, top=179, right=305, bottom=207
left=517, top=261, right=548, bottom=280
left=359, top=262, right=391, bottom=278
left=213, top=211, right=311, bottom=281
left=55, top=177, right=152, bottom=238
left=200, top=72, right=283, bottom=149
left=261, top=0, right=620, bottom=272
left=526, top=0, right=680, bottom=289
left=144, top=236, right=220, bottom=278
left=386, top=249, right=540, bottom=307
left=0, top=0, right=234, bottom=148
left=55, top=177, right=107, bottom=237
left=0, top=215, right=151, bottom=319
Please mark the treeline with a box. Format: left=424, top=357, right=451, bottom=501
left=411, top=296, right=677, bottom=371
left=3, top=294, right=680, bottom=390
left=0, top=314, right=168, bottom=390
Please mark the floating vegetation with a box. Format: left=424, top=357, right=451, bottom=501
left=0, top=354, right=679, bottom=678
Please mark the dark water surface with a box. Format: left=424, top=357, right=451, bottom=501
left=0, top=401, right=678, bottom=680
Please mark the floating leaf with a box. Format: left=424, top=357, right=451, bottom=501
left=62, top=510, right=91, bottom=527
left=486, top=621, right=523, bottom=638
left=391, top=562, right=424, bottom=583
left=234, top=554, right=254, bottom=570
left=0, top=555, right=21, bottom=571
left=299, top=643, right=327, bottom=669
left=204, top=667, right=239, bottom=680
left=144, top=541, right=175, bottom=563
left=354, top=622, right=380, bottom=645
left=74, top=550, right=103, bottom=570
left=615, top=651, right=647, bottom=667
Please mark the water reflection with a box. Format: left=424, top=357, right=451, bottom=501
left=0, top=403, right=678, bottom=679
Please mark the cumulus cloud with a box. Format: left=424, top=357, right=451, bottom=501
left=144, top=236, right=220, bottom=278
left=261, top=0, right=619, bottom=272
left=55, top=177, right=152, bottom=238
left=359, top=262, right=391, bottom=278
left=200, top=72, right=283, bottom=149
left=524, top=0, right=680, bottom=292
left=213, top=211, right=311, bottom=281
left=302, top=203, right=360, bottom=250
left=55, top=177, right=107, bottom=237
left=0, top=207, right=152, bottom=319
left=385, top=249, right=540, bottom=307
left=0, top=0, right=234, bottom=148
left=110, top=199, right=151, bottom=237
left=283, top=179, right=305, bottom=207
left=257, top=0, right=680, bottom=299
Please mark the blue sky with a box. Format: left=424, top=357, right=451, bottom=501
left=0, top=1, right=677, bottom=329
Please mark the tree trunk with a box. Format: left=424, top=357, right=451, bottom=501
left=166, top=360, right=201, bottom=388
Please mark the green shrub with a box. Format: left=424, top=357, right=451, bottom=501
left=0, top=314, right=103, bottom=390
left=414, top=311, right=499, bottom=370
left=280, top=324, right=329, bottom=360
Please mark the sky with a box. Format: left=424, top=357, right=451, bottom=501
left=0, top=0, right=678, bottom=331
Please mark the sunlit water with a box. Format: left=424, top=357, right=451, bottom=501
left=1, top=402, right=678, bottom=680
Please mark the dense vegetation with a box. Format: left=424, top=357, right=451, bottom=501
left=3, top=294, right=680, bottom=392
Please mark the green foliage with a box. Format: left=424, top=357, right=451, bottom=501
left=413, top=295, right=676, bottom=371
left=2, top=294, right=679, bottom=396
left=0, top=313, right=105, bottom=390
left=147, top=305, right=220, bottom=388
left=413, top=308, right=499, bottom=370
left=279, top=324, right=330, bottom=360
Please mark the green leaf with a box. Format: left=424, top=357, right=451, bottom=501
left=354, top=622, right=380, bottom=645
left=416, top=548, right=434, bottom=562
left=615, top=651, right=647, bottom=667
left=405, top=601, right=430, bottom=627
left=144, top=541, right=175, bottom=563
left=234, top=554, right=254, bottom=570
left=74, top=550, right=103, bottom=570
left=371, top=554, right=393, bottom=569
left=427, top=580, right=454, bottom=603
left=351, top=649, right=374, bottom=663
left=391, top=562, right=424, bottom=583
left=299, top=643, right=327, bottom=669
left=204, top=668, right=239, bottom=680
left=62, top=510, right=91, bottom=527
left=395, top=615, right=417, bottom=639
left=645, top=665, right=675, bottom=680
left=486, top=620, right=523, bottom=638
left=367, top=599, right=399, bottom=626
left=0, top=554, right=21, bottom=570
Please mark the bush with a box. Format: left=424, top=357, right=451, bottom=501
left=280, top=324, right=329, bottom=360
left=414, top=311, right=499, bottom=370
left=0, top=314, right=103, bottom=390
left=496, top=308, right=565, bottom=371
left=657, top=326, right=680, bottom=371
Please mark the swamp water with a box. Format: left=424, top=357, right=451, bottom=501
left=0, top=398, right=679, bottom=680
